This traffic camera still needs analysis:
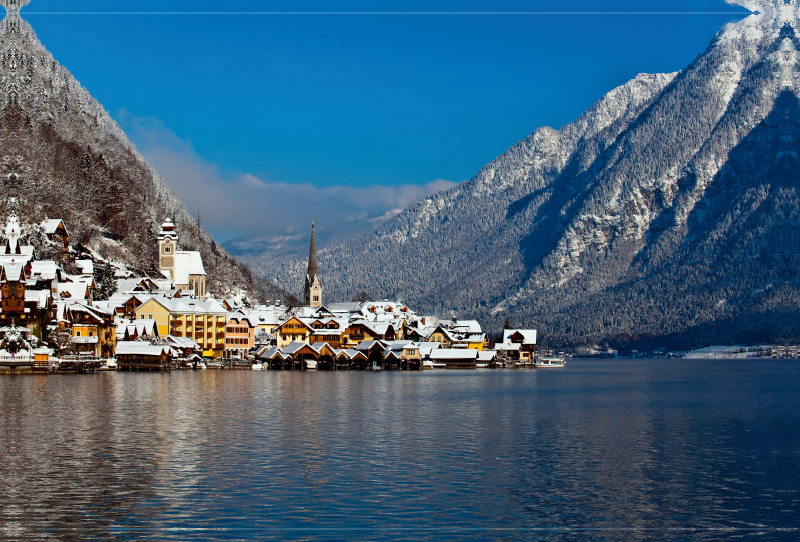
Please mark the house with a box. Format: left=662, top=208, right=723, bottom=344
left=275, top=316, right=314, bottom=348
left=66, top=303, right=116, bottom=358
left=224, top=314, right=255, bottom=359
left=428, top=325, right=455, bottom=346
left=40, top=218, right=69, bottom=254
left=502, top=329, right=538, bottom=362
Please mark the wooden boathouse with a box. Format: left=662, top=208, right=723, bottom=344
left=115, top=341, right=174, bottom=371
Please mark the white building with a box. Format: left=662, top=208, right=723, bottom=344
left=157, top=218, right=207, bottom=297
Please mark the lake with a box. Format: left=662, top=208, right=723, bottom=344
left=1, top=359, right=799, bottom=541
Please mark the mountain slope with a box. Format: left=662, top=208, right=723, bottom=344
left=0, top=1, right=288, bottom=302
left=257, top=0, right=800, bottom=349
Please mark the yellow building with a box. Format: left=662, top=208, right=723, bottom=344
left=275, top=316, right=313, bottom=348
left=135, top=297, right=228, bottom=358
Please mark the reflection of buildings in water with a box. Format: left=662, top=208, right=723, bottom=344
left=0, top=373, right=161, bottom=536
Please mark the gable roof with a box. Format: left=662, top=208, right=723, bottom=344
left=41, top=218, right=68, bottom=236
left=503, top=329, right=537, bottom=345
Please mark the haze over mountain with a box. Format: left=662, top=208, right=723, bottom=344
left=0, top=0, right=287, bottom=302
left=240, top=0, right=800, bottom=350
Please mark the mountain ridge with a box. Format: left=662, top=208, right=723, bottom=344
left=244, top=0, right=800, bottom=349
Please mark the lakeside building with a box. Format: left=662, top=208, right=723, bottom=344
left=495, top=329, right=538, bottom=362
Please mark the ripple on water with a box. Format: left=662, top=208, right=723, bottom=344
left=1, top=360, right=799, bottom=540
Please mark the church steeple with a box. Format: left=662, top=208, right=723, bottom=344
left=304, top=221, right=322, bottom=307
left=307, top=221, right=319, bottom=279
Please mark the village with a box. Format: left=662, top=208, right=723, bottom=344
left=0, top=201, right=547, bottom=373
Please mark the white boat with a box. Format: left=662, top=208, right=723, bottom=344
left=251, top=363, right=264, bottom=370
left=534, top=356, right=566, bottom=368
left=304, top=360, right=318, bottom=370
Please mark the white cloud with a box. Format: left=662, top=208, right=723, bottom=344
left=122, top=115, right=458, bottom=242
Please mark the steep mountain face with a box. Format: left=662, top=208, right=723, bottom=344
left=260, top=0, right=800, bottom=349
left=0, top=1, right=287, bottom=302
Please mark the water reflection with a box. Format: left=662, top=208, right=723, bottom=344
left=0, top=361, right=799, bottom=540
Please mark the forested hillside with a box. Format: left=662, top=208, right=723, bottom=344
left=0, top=1, right=288, bottom=303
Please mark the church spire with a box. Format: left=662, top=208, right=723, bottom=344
left=304, top=221, right=322, bottom=307
left=307, top=221, right=319, bottom=279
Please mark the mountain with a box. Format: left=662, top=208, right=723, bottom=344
left=247, top=0, right=800, bottom=350
left=0, top=1, right=288, bottom=303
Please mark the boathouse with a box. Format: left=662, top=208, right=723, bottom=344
left=115, top=341, right=174, bottom=371
left=429, top=348, right=478, bottom=369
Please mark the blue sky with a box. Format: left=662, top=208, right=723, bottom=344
left=18, top=0, right=749, bottom=242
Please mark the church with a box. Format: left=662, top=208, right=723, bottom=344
left=304, top=222, right=322, bottom=307
left=157, top=218, right=207, bottom=297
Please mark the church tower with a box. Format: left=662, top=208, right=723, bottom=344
left=158, top=218, right=178, bottom=280
left=304, top=222, right=322, bottom=308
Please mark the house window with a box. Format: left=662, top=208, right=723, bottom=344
left=164, top=246, right=171, bottom=253
left=313, top=296, right=319, bottom=302
left=76, top=331, right=81, bottom=336
left=89, top=331, right=94, bottom=337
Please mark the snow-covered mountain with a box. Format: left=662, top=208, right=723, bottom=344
left=0, top=1, right=287, bottom=302
left=249, top=0, right=800, bottom=349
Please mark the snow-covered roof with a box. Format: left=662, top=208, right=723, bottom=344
left=58, top=281, right=88, bottom=300
left=41, top=218, right=68, bottom=236
left=259, top=347, right=286, bottom=360
left=75, top=259, right=94, bottom=276
left=24, top=289, right=50, bottom=309
left=334, top=348, right=366, bottom=360
left=430, top=349, right=478, bottom=361
left=30, top=260, right=60, bottom=281
left=282, top=341, right=310, bottom=356
left=503, top=329, right=537, bottom=345
left=115, top=341, right=171, bottom=357
left=165, top=335, right=200, bottom=350
left=173, top=251, right=206, bottom=286
left=477, top=351, right=497, bottom=362
left=451, top=320, right=483, bottom=334
left=1, top=262, right=25, bottom=281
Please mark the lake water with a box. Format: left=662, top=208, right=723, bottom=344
left=1, top=359, right=799, bottom=541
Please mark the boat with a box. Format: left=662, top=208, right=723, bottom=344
left=304, top=360, right=318, bottom=370
left=533, top=356, right=566, bottom=368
